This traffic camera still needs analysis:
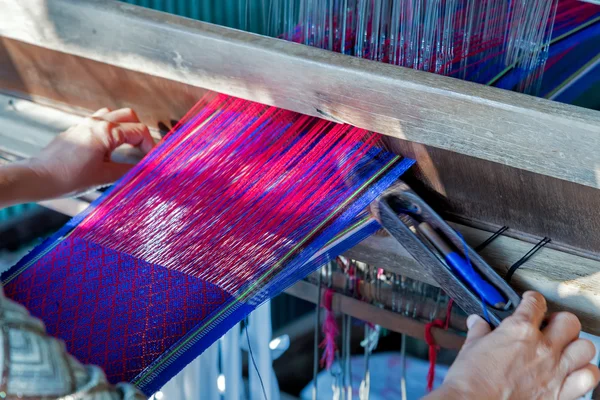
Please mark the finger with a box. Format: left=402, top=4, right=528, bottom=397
left=512, top=291, right=547, bottom=327
left=91, top=107, right=112, bottom=117
left=108, top=122, right=155, bottom=154
left=559, top=364, right=600, bottom=400
left=544, top=312, right=581, bottom=350
left=96, top=162, right=134, bottom=185
left=101, top=107, right=141, bottom=124
left=464, top=314, right=492, bottom=346
left=561, top=339, right=596, bottom=374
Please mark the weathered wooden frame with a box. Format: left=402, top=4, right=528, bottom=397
left=3, top=0, right=600, bottom=256
left=2, top=0, right=600, bottom=340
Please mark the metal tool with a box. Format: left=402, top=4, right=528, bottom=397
left=371, top=182, right=520, bottom=327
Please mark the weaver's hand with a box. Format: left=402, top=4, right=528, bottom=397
left=0, top=108, right=155, bottom=208
left=29, top=107, right=155, bottom=196
left=425, top=291, right=600, bottom=400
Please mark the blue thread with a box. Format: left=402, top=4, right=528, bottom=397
left=456, top=232, right=491, bottom=323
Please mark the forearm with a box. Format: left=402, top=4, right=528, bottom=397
left=0, top=161, right=50, bottom=208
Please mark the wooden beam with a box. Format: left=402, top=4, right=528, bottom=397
left=389, top=139, right=600, bottom=257
left=1, top=0, right=599, bottom=189
left=285, top=280, right=465, bottom=349
left=303, top=270, right=468, bottom=331
left=0, top=37, right=207, bottom=132
left=3, top=39, right=600, bottom=256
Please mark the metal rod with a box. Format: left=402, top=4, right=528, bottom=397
left=312, top=269, right=323, bottom=400
left=400, top=334, right=407, bottom=400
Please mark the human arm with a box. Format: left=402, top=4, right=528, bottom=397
left=0, top=107, right=155, bottom=208
left=424, top=291, right=600, bottom=400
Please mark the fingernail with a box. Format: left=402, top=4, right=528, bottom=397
left=467, top=314, right=479, bottom=330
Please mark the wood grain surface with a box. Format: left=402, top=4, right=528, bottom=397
left=285, top=280, right=466, bottom=349
left=2, top=39, right=600, bottom=255
left=1, top=0, right=599, bottom=189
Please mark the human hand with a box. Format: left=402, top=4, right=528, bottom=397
left=426, top=291, right=600, bottom=400
left=27, top=107, right=155, bottom=198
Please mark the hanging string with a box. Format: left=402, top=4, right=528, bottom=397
left=245, top=317, right=269, bottom=400
left=399, top=333, right=407, bottom=400
left=320, top=288, right=339, bottom=369
left=424, top=319, right=445, bottom=393
left=276, top=0, right=560, bottom=94
left=424, top=298, right=454, bottom=392
left=337, top=257, right=353, bottom=399
left=444, top=298, right=454, bottom=330
left=358, top=323, right=381, bottom=399
left=358, top=324, right=371, bottom=400
left=344, top=314, right=353, bottom=400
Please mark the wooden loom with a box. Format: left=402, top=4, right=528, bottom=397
left=0, top=0, right=599, bottom=350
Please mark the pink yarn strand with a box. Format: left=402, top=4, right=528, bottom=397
left=319, top=289, right=339, bottom=370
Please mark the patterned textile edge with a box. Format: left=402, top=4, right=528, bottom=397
left=2, top=186, right=118, bottom=286
left=136, top=216, right=382, bottom=394
left=132, top=158, right=414, bottom=394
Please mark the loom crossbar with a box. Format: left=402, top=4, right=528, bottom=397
left=0, top=0, right=599, bottom=189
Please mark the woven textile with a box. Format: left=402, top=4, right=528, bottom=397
left=5, top=237, right=231, bottom=384
left=4, top=94, right=413, bottom=394
left=0, top=286, right=144, bottom=399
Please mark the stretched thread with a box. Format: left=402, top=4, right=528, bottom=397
left=424, top=298, right=454, bottom=392
left=74, top=94, right=393, bottom=298
left=4, top=93, right=414, bottom=394
left=281, top=0, right=567, bottom=93
left=246, top=318, right=269, bottom=400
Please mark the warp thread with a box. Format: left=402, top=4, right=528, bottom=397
left=3, top=93, right=415, bottom=394
left=281, top=0, right=564, bottom=95
left=424, top=298, right=454, bottom=392
left=320, top=289, right=339, bottom=370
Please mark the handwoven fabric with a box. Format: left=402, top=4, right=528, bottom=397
left=3, top=94, right=413, bottom=395
left=5, top=237, right=231, bottom=384
left=0, top=285, right=144, bottom=399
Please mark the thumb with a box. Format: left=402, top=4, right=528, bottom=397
left=464, top=314, right=492, bottom=346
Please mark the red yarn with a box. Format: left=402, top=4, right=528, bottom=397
left=75, top=94, right=386, bottom=297
left=424, top=299, right=454, bottom=392
left=444, top=299, right=454, bottom=330
left=320, top=289, right=338, bottom=370
left=424, top=319, right=444, bottom=392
